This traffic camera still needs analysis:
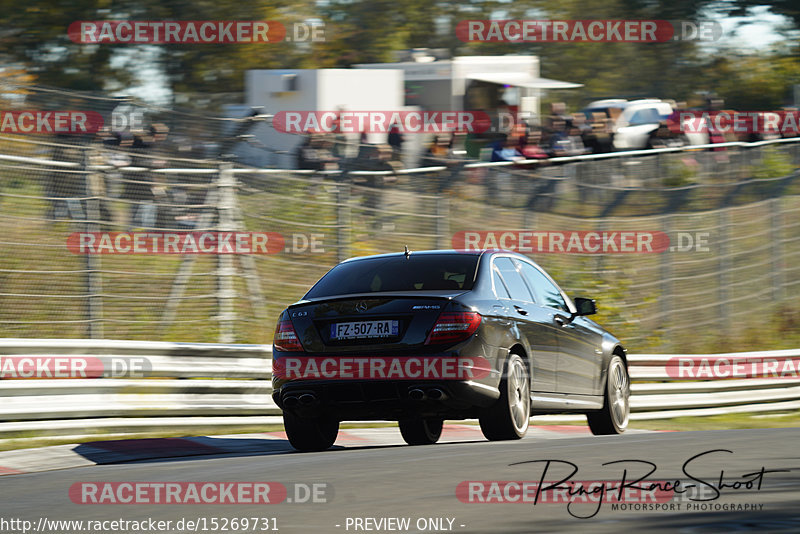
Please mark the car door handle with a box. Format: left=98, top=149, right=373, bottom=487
left=514, top=305, right=528, bottom=316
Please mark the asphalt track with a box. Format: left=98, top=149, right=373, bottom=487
left=1, top=426, right=799, bottom=534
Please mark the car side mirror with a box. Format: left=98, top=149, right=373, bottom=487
left=573, top=297, right=597, bottom=316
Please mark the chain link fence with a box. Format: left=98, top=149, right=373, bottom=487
left=2, top=134, right=798, bottom=350
left=1, top=85, right=799, bottom=350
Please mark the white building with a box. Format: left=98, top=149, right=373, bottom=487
left=355, top=55, right=582, bottom=123
left=239, top=69, right=404, bottom=168
left=237, top=55, right=582, bottom=168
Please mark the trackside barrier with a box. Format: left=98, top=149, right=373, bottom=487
left=627, top=350, right=800, bottom=419
left=0, top=340, right=798, bottom=439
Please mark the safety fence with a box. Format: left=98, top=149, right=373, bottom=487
left=0, top=340, right=797, bottom=441
left=1, top=133, right=800, bottom=350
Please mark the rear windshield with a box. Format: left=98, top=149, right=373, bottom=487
left=304, top=254, right=480, bottom=298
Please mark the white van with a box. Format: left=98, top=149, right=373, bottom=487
left=612, top=100, right=673, bottom=150
left=581, top=99, right=675, bottom=150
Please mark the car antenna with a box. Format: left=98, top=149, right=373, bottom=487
left=404, top=245, right=411, bottom=259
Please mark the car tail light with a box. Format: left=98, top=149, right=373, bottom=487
left=273, top=319, right=303, bottom=351
left=425, top=312, right=481, bottom=345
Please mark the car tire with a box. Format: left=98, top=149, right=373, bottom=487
left=479, top=353, right=530, bottom=441
left=283, top=411, right=339, bottom=452
left=587, top=355, right=630, bottom=435
left=399, top=417, right=443, bottom=445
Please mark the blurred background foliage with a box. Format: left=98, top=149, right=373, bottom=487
left=0, top=0, right=798, bottom=111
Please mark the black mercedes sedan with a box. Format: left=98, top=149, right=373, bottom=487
left=272, top=249, right=630, bottom=452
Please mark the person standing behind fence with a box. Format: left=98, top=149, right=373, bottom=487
left=388, top=122, right=404, bottom=160
left=46, top=133, right=86, bottom=221
left=422, top=135, right=452, bottom=167
left=355, top=144, right=400, bottom=229
left=120, top=129, right=159, bottom=229
left=296, top=133, right=338, bottom=171
left=519, top=127, right=549, bottom=160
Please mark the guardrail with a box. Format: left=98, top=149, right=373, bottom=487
left=627, top=350, right=800, bottom=419
left=0, top=339, right=276, bottom=440
left=1, top=340, right=798, bottom=440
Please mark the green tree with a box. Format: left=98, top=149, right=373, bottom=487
left=0, top=0, right=134, bottom=90
left=0, top=0, right=318, bottom=99
left=2, top=0, right=799, bottom=109
left=704, top=51, right=800, bottom=109
left=312, top=0, right=500, bottom=66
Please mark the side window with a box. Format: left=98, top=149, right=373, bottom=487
left=493, top=257, right=534, bottom=302
left=629, top=108, right=660, bottom=125
left=492, top=266, right=511, bottom=299
left=516, top=261, right=569, bottom=312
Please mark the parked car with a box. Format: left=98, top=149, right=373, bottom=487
left=582, top=99, right=675, bottom=150
left=272, top=249, right=630, bottom=452
left=581, top=98, right=629, bottom=121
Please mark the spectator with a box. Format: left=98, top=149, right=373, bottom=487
left=486, top=134, right=523, bottom=204
left=584, top=114, right=614, bottom=154
left=518, top=128, right=549, bottom=160
left=546, top=118, right=568, bottom=156
left=329, top=107, right=351, bottom=160
left=549, top=102, right=570, bottom=123
left=388, top=122, right=404, bottom=159
left=296, top=133, right=338, bottom=171
left=120, top=131, right=158, bottom=229
left=355, top=131, right=370, bottom=160
left=356, top=144, right=399, bottom=228
left=422, top=135, right=452, bottom=166
left=295, top=134, right=315, bottom=170
left=549, top=121, right=585, bottom=157
left=47, top=134, right=86, bottom=221
left=571, top=113, right=591, bottom=136
left=566, top=125, right=587, bottom=155
left=491, top=134, right=524, bottom=162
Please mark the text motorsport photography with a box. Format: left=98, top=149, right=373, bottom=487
left=458, top=448, right=782, bottom=519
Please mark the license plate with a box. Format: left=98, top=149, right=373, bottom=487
left=331, top=320, right=399, bottom=340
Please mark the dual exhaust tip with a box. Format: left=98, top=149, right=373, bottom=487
left=283, top=393, right=317, bottom=408
left=408, top=388, right=447, bottom=401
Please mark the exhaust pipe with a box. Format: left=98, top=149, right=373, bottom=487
left=408, top=388, right=426, bottom=401
left=283, top=396, right=299, bottom=408
left=299, top=393, right=317, bottom=406
left=427, top=388, right=447, bottom=401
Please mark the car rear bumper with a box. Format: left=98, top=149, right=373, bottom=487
left=273, top=379, right=500, bottom=420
